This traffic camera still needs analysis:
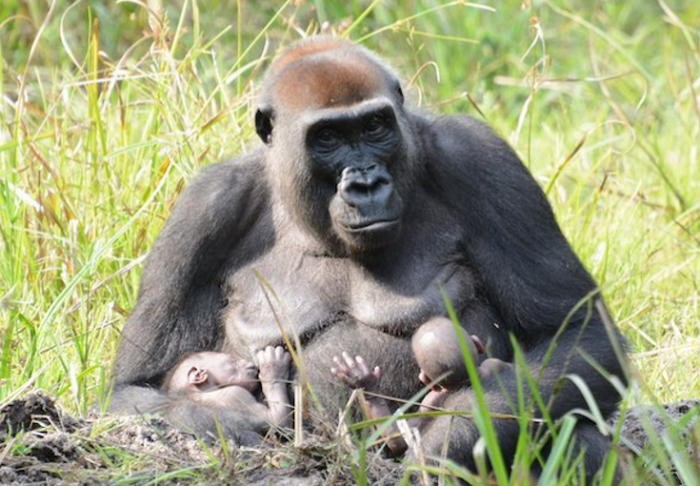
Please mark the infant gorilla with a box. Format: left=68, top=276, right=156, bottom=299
left=331, top=317, right=510, bottom=455
left=163, top=346, right=292, bottom=429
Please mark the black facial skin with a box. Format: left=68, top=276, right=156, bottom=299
left=110, top=37, right=627, bottom=482
left=306, top=104, right=404, bottom=250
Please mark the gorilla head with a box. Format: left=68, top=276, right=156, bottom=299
left=254, top=38, right=420, bottom=253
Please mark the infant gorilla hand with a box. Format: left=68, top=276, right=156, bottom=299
left=331, top=351, right=382, bottom=391
left=255, top=346, right=291, bottom=383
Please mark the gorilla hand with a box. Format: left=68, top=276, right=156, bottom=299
left=331, top=351, right=382, bottom=392
left=256, top=345, right=291, bottom=384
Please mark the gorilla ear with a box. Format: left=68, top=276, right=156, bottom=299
left=187, top=366, right=208, bottom=385
left=395, top=81, right=404, bottom=105
left=471, top=335, right=485, bottom=355
left=255, top=104, right=275, bottom=145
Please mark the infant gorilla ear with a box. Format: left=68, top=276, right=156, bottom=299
left=111, top=36, right=627, bottom=482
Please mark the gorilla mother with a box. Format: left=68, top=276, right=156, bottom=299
left=113, top=37, right=626, bottom=475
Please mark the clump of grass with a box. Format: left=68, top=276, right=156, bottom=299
left=1, top=0, right=698, bottom=483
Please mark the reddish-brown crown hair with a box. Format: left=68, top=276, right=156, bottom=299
left=261, top=37, right=391, bottom=112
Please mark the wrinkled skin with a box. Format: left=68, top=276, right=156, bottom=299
left=111, top=37, right=627, bottom=480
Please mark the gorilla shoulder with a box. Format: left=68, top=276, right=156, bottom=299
left=172, top=153, right=269, bottom=222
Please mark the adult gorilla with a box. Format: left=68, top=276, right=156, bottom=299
left=112, top=37, right=627, bottom=475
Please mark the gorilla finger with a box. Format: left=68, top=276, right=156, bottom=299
left=332, top=356, right=349, bottom=373
left=341, top=351, right=356, bottom=368
left=355, top=355, right=370, bottom=374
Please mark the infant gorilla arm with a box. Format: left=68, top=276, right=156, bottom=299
left=164, top=346, right=292, bottom=429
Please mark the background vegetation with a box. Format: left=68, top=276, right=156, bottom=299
left=1, top=0, right=698, bottom=483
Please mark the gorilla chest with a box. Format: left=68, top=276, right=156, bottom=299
left=221, top=234, right=477, bottom=352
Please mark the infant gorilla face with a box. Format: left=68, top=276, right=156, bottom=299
left=204, top=352, right=259, bottom=390
left=180, top=352, right=259, bottom=393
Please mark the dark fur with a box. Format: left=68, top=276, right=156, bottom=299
left=111, top=38, right=626, bottom=480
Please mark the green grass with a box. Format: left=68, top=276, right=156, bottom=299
left=1, top=0, right=699, bottom=484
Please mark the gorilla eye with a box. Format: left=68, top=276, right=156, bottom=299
left=366, top=115, right=387, bottom=136
left=316, top=127, right=340, bottom=147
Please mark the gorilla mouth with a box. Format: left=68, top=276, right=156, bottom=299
left=343, top=218, right=400, bottom=233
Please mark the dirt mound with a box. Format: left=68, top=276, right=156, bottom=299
left=0, top=391, right=403, bottom=484
left=0, top=390, right=80, bottom=438
left=0, top=391, right=213, bottom=484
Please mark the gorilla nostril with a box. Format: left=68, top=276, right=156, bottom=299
left=363, top=164, right=377, bottom=173
left=374, top=175, right=390, bottom=186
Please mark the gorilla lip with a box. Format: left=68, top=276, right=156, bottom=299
left=343, top=218, right=399, bottom=232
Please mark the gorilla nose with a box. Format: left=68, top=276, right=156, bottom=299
left=338, top=165, right=393, bottom=207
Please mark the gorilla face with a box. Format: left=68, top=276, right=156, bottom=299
left=305, top=99, right=406, bottom=251
left=254, top=41, right=418, bottom=254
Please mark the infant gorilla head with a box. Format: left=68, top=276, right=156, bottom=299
left=164, top=351, right=260, bottom=394
left=412, top=317, right=510, bottom=390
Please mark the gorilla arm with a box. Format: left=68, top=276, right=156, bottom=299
left=110, top=154, right=271, bottom=439
left=416, top=115, right=627, bottom=468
